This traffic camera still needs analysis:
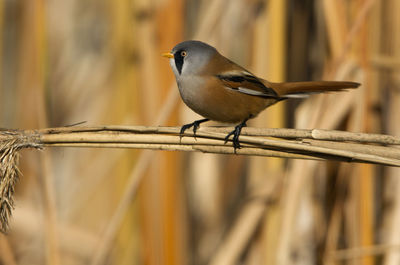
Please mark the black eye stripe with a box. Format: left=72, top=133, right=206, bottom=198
left=174, top=49, right=186, bottom=74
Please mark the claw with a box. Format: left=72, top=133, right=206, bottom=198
left=224, top=118, right=249, bottom=152
left=179, top=118, right=209, bottom=139
left=180, top=124, right=192, bottom=135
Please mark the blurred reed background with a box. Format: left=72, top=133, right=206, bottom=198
left=0, top=0, right=400, bottom=265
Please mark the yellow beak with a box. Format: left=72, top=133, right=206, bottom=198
left=162, top=52, right=174, bottom=58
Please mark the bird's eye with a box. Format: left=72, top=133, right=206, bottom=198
left=180, top=51, right=187, bottom=57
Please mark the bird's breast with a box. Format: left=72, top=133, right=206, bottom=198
left=176, top=75, right=207, bottom=109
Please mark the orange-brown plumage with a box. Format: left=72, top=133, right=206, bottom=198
left=163, top=40, right=360, bottom=148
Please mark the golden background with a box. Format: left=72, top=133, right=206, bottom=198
left=1, top=0, right=399, bottom=265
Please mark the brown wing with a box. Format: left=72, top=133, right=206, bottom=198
left=216, top=70, right=279, bottom=98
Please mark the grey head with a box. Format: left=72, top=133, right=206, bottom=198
left=169, top=40, right=218, bottom=78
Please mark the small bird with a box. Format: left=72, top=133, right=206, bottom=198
left=163, top=40, right=359, bottom=149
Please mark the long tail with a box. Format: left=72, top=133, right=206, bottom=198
left=269, top=81, right=360, bottom=98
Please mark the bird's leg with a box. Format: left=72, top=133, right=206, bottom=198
left=180, top=118, right=210, bottom=138
left=224, top=118, right=249, bottom=151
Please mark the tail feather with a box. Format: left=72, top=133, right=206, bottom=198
left=268, top=81, right=360, bottom=97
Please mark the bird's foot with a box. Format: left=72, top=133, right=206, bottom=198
left=224, top=119, right=248, bottom=152
left=180, top=118, right=209, bottom=139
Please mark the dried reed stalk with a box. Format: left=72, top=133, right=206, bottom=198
left=382, top=0, right=400, bottom=265
left=0, top=126, right=400, bottom=233
left=0, top=130, right=41, bottom=232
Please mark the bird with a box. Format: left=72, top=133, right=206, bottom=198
left=162, top=40, right=360, bottom=150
